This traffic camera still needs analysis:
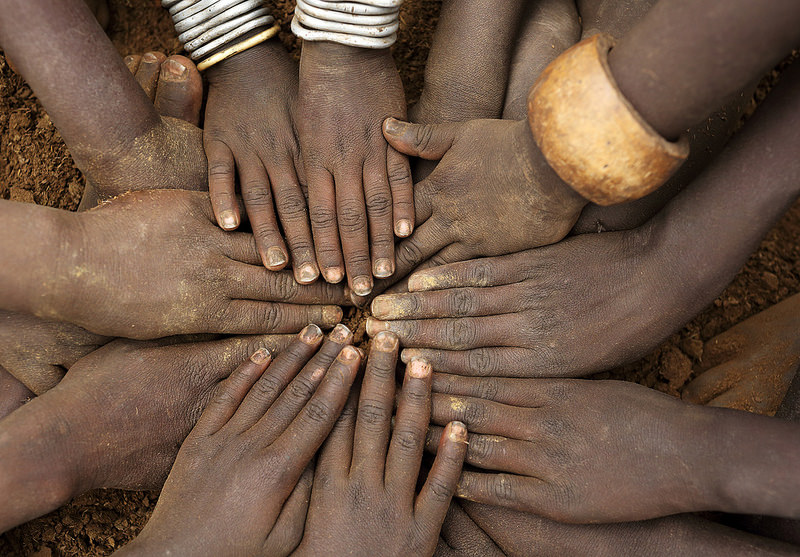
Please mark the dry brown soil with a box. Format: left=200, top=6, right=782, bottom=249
left=0, top=0, right=798, bottom=555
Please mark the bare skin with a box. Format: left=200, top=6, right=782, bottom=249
left=0, top=366, right=32, bottom=421
left=365, top=60, right=800, bottom=378
left=0, top=330, right=306, bottom=532
left=298, top=42, right=413, bottom=294
left=118, top=330, right=362, bottom=557
left=295, top=340, right=468, bottom=557
left=425, top=374, right=800, bottom=522
left=0, top=191, right=346, bottom=339
left=683, top=293, right=800, bottom=415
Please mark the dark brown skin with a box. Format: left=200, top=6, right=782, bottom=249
left=204, top=40, right=321, bottom=284
left=434, top=502, right=504, bottom=557
left=683, top=293, right=800, bottom=415
left=0, top=190, right=346, bottom=339
left=365, top=60, right=800, bottom=377
left=119, top=329, right=362, bottom=557
left=0, top=331, right=302, bottom=532
left=0, top=311, right=110, bottom=395
left=297, top=42, right=413, bottom=294
left=0, top=0, right=207, bottom=199
left=0, top=366, right=32, bottom=421
left=295, top=336, right=468, bottom=557
left=425, top=375, right=800, bottom=522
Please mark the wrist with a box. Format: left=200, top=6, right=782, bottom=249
left=302, top=40, right=393, bottom=73
left=204, top=36, right=286, bottom=85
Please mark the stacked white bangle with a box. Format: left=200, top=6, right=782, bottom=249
left=162, top=0, right=275, bottom=62
left=292, top=0, right=402, bottom=49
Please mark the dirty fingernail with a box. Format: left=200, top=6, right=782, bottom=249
left=329, top=323, right=352, bottom=344
left=352, top=276, right=373, bottom=297
left=250, top=347, right=272, bottom=365
left=301, top=323, right=323, bottom=343
left=447, top=421, right=468, bottom=443
left=298, top=263, right=319, bottom=284
left=162, top=58, right=188, bottom=79
left=355, top=346, right=367, bottom=360
left=323, top=267, right=344, bottom=284
left=408, top=358, right=432, bottom=379
left=219, top=210, right=238, bottom=230
left=366, top=317, right=389, bottom=337
left=323, top=306, right=344, bottom=324
left=395, top=219, right=413, bottom=237
left=374, top=258, right=394, bottom=279
left=266, top=247, right=287, bottom=268
left=142, top=52, right=159, bottom=63
left=400, top=349, right=419, bottom=364
left=384, top=118, right=402, bottom=135
left=370, top=296, right=392, bottom=319
left=338, top=345, right=359, bottom=362
left=373, top=331, right=399, bottom=352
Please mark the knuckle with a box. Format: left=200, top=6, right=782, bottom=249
left=309, top=206, right=337, bottom=229
left=338, top=201, right=367, bottom=233
left=304, top=399, right=333, bottom=424
left=445, top=319, right=478, bottom=348
left=426, top=477, right=454, bottom=502
left=276, top=190, right=309, bottom=221
left=462, top=400, right=488, bottom=426
left=357, top=400, right=389, bottom=428
left=387, top=160, right=412, bottom=187
left=289, top=376, right=318, bottom=400
left=265, top=272, right=299, bottom=301
left=208, top=161, right=234, bottom=178
left=467, top=435, right=495, bottom=461
left=475, top=377, right=500, bottom=400
left=468, top=262, right=493, bottom=287
left=397, top=239, right=425, bottom=269
left=394, top=428, right=423, bottom=452
left=447, top=289, right=476, bottom=317
left=365, top=190, right=393, bottom=218
left=250, top=374, right=284, bottom=403
left=242, top=184, right=273, bottom=206
left=492, top=474, right=516, bottom=503
left=255, top=304, right=282, bottom=332
left=414, top=125, right=435, bottom=152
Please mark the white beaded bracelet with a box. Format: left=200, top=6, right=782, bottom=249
left=292, top=0, right=403, bottom=49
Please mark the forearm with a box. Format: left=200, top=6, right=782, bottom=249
left=0, top=0, right=159, bottom=162
left=415, top=0, right=526, bottom=122
left=608, top=0, right=800, bottom=140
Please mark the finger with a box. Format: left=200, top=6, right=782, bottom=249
left=239, top=159, right=289, bottom=271
left=218, top=300, right=343, bottom=334
left=425, top=427, right=531, bottom=475
left=225, top=264, right=349, bottom=306
left=271, top=345, right=361, bottom=463
left=455, top=471, right=541, bottom=515
left=351, top=331, right=400, bottom=476
left=307, top=167, right=344, bottom=284
left=386, top=359, right=433, bottom=499
left=363, top=157, right=396, bottom=280
left=366, top=314, right=526, bottom=350
left=123, top=54, right=142, bottom=75
left=316, top=384, right=359, bottom=475
left=415, top=421, right=468, bottom=530
left=378, top=241, right=473, bottom=297
left=400, top=348, right=546, bottom=378
left=431, top=373, right=560, bottom=407
left=155, top=55, right=203, bottom=126
left=226, top=325, right=324, bottom=433
left=0, top=365, right=34, bottom=420
left=264, top=463, right=314, bottom=557
left=392, top=220, right=451, bottom=287
left=406, top=253, right=531, bottom=292
left=682, top=361, right=741, bottom=405
left=134, top=51, right=166, bottom=101
left=193, top=347, right=273, bottom=436
left=335, top=169, right=373, bottom=297
left=430, top=393, right=532, bottom=439
left=439, top=500, right=502, bottom=556
left=383, top=118, right=459, bottom=160
left=386, top=146, right=414, bottom=238
left=252, top=323, right=353, bottom=440
left=269, top=161, right=319, bottom=285
left=371, top=283, right=524, bottom=321
left=206, top=138, right=240, bottom=231
left=9, top=363, right=65, bottom=396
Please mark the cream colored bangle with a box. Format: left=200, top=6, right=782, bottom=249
left=197, top=23, right=281, bottom=71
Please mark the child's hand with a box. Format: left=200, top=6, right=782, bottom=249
left=204, top=42, right=321, bottom=285
left=296, top=332, right=468, bottom=557
left=297, top=43, right=414, bottom=295
left=119, top=327, right=361, bottom=557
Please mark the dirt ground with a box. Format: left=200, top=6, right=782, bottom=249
left=0, top=0, right=798, bottom=555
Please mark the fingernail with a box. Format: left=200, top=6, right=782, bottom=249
left=373, top=258, right=394, bottom=279
left=250, top=347, right=272, bottom=364
left=123, top=55, right=137, bottom=68
left=337, top=345, right=359, bottom=362
left=142, top=52, right=159, bottom=63
left=298, top=263, right=319, bottom=284
left=162, top=58, right=188, bottom=79
left=300, top=323, right=323, bottom=343
left=323, top=306, right=344, bottom=323
left=352, top=276, right=373, bottom=297
left=408, top=358, right=432, bottom=379
left=370, top=296, right=392, bottom=319
left=400, top=349, right=418, bottom=364
left=329, top=323, right=352, bottom=344
left=323, top=267, right=344, bottom=284
left=448, top=421, right=468, bottom=443
left=266, top=247, right=287, bottom=268
left=384, top=117, right=402, bottom=135
left=355, top=347, right=367, bottom=360
left=373, top=331, right=399, bottom=352
left=395, top=219, right=413, bottom=237
left=366, top=317, right=389, bottom=336
left=219, top=210, right=238, bottom=230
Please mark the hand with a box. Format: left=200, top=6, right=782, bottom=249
left=295, top=334, right=468, bottom=557
left=373, top=117, right=585, bottom=293
left=0, top=366, right=32, bottom=421
left=44, top=189, right=346, bottom=339
left=204, top=41, right=320, bottom=284
left=434, top=502, right=504, bottom=557
left=683, top=292, right=800, bottom=415
left=121, top=328, right=361, bottom=557
left=0, top=310, right=110, bottom=395
left=297, top=42, right=414, bottom=295
left=426, top=375, right=733, bottom=523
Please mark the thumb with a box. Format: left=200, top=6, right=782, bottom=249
left=383, top=118, right=459, bottom=160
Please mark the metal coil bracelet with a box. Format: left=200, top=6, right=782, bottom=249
left=292, top=0, right=402, bottom=49
left=162, top=0, right=275, bottom=62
